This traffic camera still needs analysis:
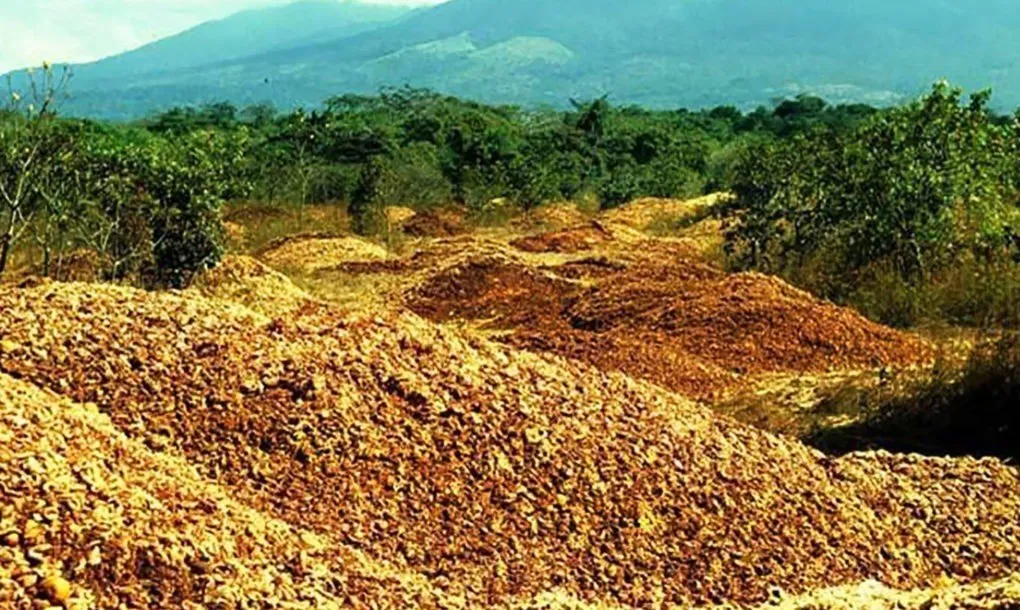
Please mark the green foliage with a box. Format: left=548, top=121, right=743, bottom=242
left=1, top=67, right=252, bottom=286
left=140, top=130, right=250, bottom=286
left=726, top=82, right=1020, bottom=326
left=136, top=87, right=885, bottom=219
left=0, top=64, right=74, bottom=278
left=849, top=258, right=1020, bottom=329
left=11, top=76, right=1019, bottom=325
left=349, top=157, right=389, bottom=236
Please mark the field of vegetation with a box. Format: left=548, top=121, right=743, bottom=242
left=1, top=66, right=1018, bottom=609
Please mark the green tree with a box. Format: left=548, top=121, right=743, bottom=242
left=726, top=82, right=1020, bottom=322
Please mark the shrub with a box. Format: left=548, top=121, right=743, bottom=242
left=349, top=157, right=389, bottom=236
left=725, top=83, right=1020, bottom=327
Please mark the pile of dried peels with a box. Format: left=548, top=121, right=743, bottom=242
left=0, top=282, right=1016, bottom=609
left=260, top=235, right=390, bottom=272
left=408, top=247, right=929, bottom=399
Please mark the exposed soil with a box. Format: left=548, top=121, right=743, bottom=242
left=1, top=282, right=1016, bottom=608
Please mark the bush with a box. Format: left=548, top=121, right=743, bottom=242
left=9, top=124, right=249, bottom=287
left=597, top=165, right=641, bottom=209
left=349, top=157, right=389, bottom=236
left=384, top=142, right=453, bottom=209
left=725, top=83, right=1020, bottom=327
left=109, top=130, right=249, bottom=287
left=848, top=258, right=1020, bottom=328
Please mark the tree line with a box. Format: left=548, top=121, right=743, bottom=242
left=3, top=66, right=1019, bottom=327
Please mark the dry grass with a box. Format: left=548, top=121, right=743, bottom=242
left=260, top=235, right=390, bottom=272
left=189, top=255, right=319, bottom=319
left=599, top=193, right=732, bottom=230
left=805, top=333, right=1019, bottom=460
left=223, top=201, right=350, bottom=254
left=289, top=269, right=411, bottom=316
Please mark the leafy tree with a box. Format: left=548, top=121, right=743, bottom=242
left=727, top=82, right=1020, bottom=319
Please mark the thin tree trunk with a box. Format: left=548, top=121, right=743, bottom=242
left=0, top=235, right=13, bottom=279
left=0, top=206, right=16, bottom=279
left=910, top=237, right=926, bottom=283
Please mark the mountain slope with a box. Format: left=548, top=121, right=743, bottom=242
left=85, top=0, right=411, bottom=78
left=21, top=0, right=1020, bottom=118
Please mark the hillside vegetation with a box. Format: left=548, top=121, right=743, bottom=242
left=75, top=0, right=412, bottom=79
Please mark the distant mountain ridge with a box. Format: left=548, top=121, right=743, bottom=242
left=81, top=0, right=413, bottom=78
left=8, top=0, right=1020, bottom=119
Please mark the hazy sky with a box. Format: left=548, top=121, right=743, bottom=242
left=0, top=0, right=444, bottom=73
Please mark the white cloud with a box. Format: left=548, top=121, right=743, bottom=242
left=0, top=0, right=445, bottom=73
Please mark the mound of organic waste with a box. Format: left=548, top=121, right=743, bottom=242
left=600, top=193, right=730, bottom=229
left=0, top=373, right=448, bottom=610
left=409, top=247, right=926, bottom=398
left=0, top=282, right=1016, bottom=608
left=43, top=250, right=105, bottom=283
left=260, top=234, right=389, bottom=272
left=511, top=203, right=589, bottom=232
left=748, top=575, right=1020, bottom=610
left=508, top=326, right=741, bottom=399
left=403, top=209, right=467, bottom=238
left=409, top=254, right=580, bottom=328
left=567, top=271, right=930, bottom=375
left=223, top=220, right=248, bottom=247
left=314, top=237, right=521, bottom=284
left=190, top=255, right=320, bottom=319
left=511, top=222, right=615, bottom=254
left=385, top=206, right=417, bottom=227
left=544, top=257, right=628, bottom=281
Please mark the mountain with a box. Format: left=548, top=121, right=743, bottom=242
left=13, top=0, right=1020, bottom=118
left=81, top=0, right=412, bottom=78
